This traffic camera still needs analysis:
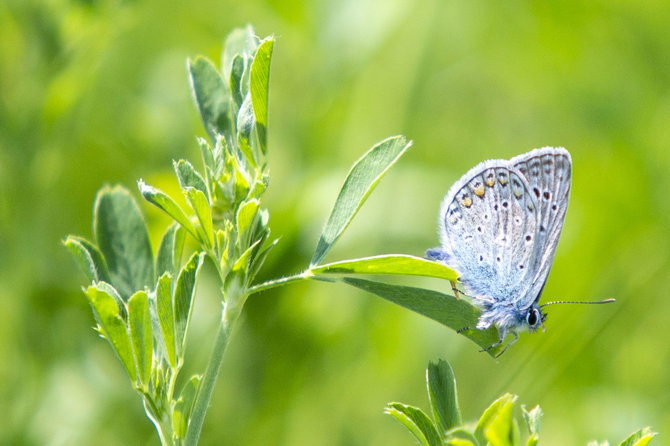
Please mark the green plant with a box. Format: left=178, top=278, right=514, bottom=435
left=385, top=359, right=657, bottom=446
left=64, top=26, right=501, bottom=445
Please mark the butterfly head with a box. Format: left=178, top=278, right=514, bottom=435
left=524, top=305, right=547, bottom=332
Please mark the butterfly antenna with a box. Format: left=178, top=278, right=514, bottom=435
left=540, top=298, right=615, bottom=307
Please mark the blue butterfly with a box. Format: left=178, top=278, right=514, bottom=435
left=427, top=147, right=612, bottom=355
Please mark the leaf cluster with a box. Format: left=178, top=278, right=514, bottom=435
left=65, top=187, right=204, bottom=444
left=64, top=26, right=276, bottom=445
left=386, top=360, right=657, bottom=446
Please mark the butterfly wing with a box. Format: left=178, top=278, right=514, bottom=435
left=510, top=147, right=572, bottom=308
left=436, top=158, right=541, bottom=306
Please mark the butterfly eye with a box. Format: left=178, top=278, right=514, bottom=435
left=526, top=308, right=541, bottom=327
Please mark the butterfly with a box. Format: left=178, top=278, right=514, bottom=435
left=427, top=147, right=612, bottom=355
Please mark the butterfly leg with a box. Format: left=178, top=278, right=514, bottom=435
left=450, top=280, right=462, bottom=299
left=493, top=331, right=519, bottom=358
left=479, top=327, right=508, bottom=354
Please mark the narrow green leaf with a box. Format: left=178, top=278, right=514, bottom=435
left=511, top=419, right=521, bottom=446
left=222, top=25, right=257, bottom=83
left=629, top=435, right=656, bottom=446
left=197, top=137, right=216, bottom=173
left=63, top=236, right=111, bottom=283
left=187, top=56, right=231, bottom=141
left=526, top=434, right=539, bottom=446
left=174, top=159, right=209, bottom=199
left=232, top=238, right=262, bottom=276
left=94, top=281, right=127, bottom=318
left=234, top=161, right=252, bottom=203
left=428, top=359, right=462, bottom=434
left=338, top=277, right=501, bottom=356
left=174, top=252, right=205, bottom=356
left=474, top=394, right=517, bottom=446
left=311, top=136, right=413, bottom=266
left=310, top=254, right=458, bottom=281
left=156, top=273, right=177, bottom=368
left=128, top=291, right=153, bottom=388
left=236, top=93, right=257, bottom=166
left=385, top=402, right=442, bottom=446
left=229, top=54, right=245, bottom=111
left=185, top=188, right=214, bottom=248
left=250, top=37, right=273, bottom=152
left=173, top=375, right=201, bottom=439
left=445, top=440, right=476, bottom=446
left=94, top=185, right=154, bottom=299
left=445, top=428, right=478, bottom=445
left=236, top=199, right=259, bottom=245
left=618, top=427, right=657, bottom=446
left=521, top=405, right=542, bottom=436
left=85, top=285, right=136, bottom=381
left=138, top=180, right=198, bottom=240
left=156, top=223, right=186, bottom=279
left=249, top=237, right=279, bottom=283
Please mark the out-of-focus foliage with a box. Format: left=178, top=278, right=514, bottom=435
left=1, top=0, right=669, bottom=444
left=387, top=360, right=656, bottom=446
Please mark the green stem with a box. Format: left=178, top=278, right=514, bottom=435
left=246, top=270, right=312, bottom=295
left=183, top=299, right=242, bottom=445
left=144, top=399, right=171, bottom=446
left=182, top=268, right=311, bottom=444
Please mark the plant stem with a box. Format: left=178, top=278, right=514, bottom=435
left=181, top=268, right=311, bottom=444
left=246, top=270, right=312, bottom=295
left=183, top=299, right=242, bottom=445
left=145, top=399, right=171, bottom=446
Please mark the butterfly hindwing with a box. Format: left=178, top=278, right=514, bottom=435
left=511, top=147, right=572, bottom=307
left=438, top=159, right=541, bottom=305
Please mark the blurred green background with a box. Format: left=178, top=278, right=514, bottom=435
left=2, top=0, right=669, bottom=444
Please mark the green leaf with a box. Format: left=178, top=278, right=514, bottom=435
left=188, top=56, right=231, bottom=141
left=445, top=440, right=476, bottom=446
left=128, top=290, right=153, bottom=388
left=174, top=159, right=209, bottom=199
left=138, top=180, right=198, bottom=240
left=474, top=393, right=517, bottom=446
left=173, top=375, right=201, bottom=439
left=63, top=236, right=111, bottom=283
left=249, top=237, right=279, bottom=283
left=236, top=93, right=257, bottom=166
left=236, top=199, right=259, bottom=245
left=94, top=281, right=127, bottom=317
left=185, top=187, right=214, bottom=248
left=156, top=223, right=186, bottom=279
left=174, top=252, right=205, bottom=357
left=94, top=185, right=154, bottom=299
left=521, top=405, right=542, bottom=436
left=385, top=402, right=443, bottom=446
left=85, top=285, right=136, bottom=381
left=526, top=434, right=539, bottom=446
left=618, top=427, right=657, bottom=446
left=222, top=25, right=257, bottom=84
left=428, top=359, right=462, bottom=434
left=250, top=37, right=273, bottom=152
left=338, top=277, right=501, bottom=356
left=310, top=254, right=458, bottom=281
left=197, top=137, right=216, bottom=173
left=311, top=135, right=412, bottom=266
left=229, top=54, right=245, bottom=112
left=155, top=273, right=177, bottom=368
left=445, top=428, right=478, bottom=445
left=232, top=238, right=263, bottom=277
